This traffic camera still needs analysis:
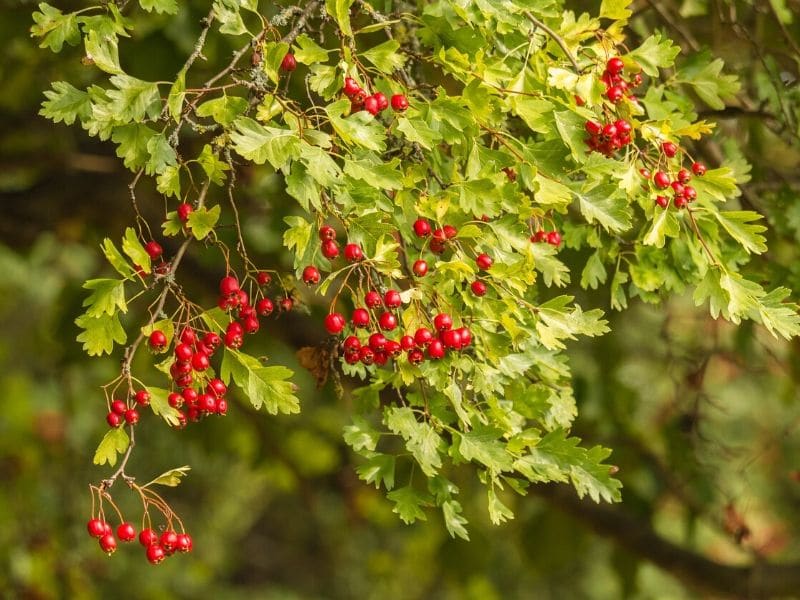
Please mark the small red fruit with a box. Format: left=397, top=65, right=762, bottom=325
left=207, top=378, right=227, bottom=397
left=677, top=168, right=692, bottom=184
left=321, top=239, right=340, bottom=259
left=585, top=120, right=603, bottom=136
left=391, top=94, right=409, bottom=111
left=343, top=77, right=360, bottom=97
left=106, top=412, right=122, bottom=428
left=279, top=297, right=294, bottom=312
left=475, top=253, right=493, bottom=270
left=374, top=92, right=388, bottom=111
left=134, top=390, right=150, bottom=406
left=146, top=543, right=166, bottom=565
left=378, top=311, right=398, bottom=331
left=413, top=218, right=431, bottom=237
left=148, top=330, right=167, bottom=352
left=177, top=203, right=193, bottom=222
left=606, top=86, right=624, bottom=103
left=352, top=308, right=370, bottom=328
left=456, top=327, right=471, bottom=348
left=412, top=259, right=428, bottom=277
left=365, top=290, right=382, bottom=308
left=655, top=195, right=669, bottom=208
left=117, top=523, right=136, bottom=542
left=111, top=399, right=127, bottom=415
left=433, top=313, right=452, bottom=332
left=607, top=57, right=624, bottom=74
left=408, top=348, right=424, bottom=365
left=692, top=162, right=707, bottom=176
left=144, top=241, right=163, bottom=260
left=139, top=528, right=159, bottom=547
left=427, top=339, right=445, bottom=360
left=343, top=335, right=361, bottom=353
left=471, top=280, right=487, bottom=296
left=99, top=533, right=117, bottom=555
left=302, top=265, right=321, bottom=285
left=683, top=185, right=697, bottom=200
left=256, top=298, right=274, bottom=317
left=653, top=171, right=670, bottom=189
left=662, top=141, right=678, bottom=158
left=443, top=225, right=458, bottom=239
left=160, top=530, right=179, bottom=552
left=176, top=533, right=193, bottom=553
left=219, top=276, right=239, bottom=297
left=400, top=335, right=415, bottom=351
left=191, top=352, right=210, bottom=372
left=124, top=409, right=139, bottom=425
left=344, top=243, right=364, bottom=262
left=364, top=95, right=380, bottom=115
left=319, top=225, right=336, bottom=241
left=441, top=328, right=462, bottom=350
left=280, top=53, right=297, bottom=72
left=414, top=327, right=433, bottom=347
left=368, top=333, right=387, bottom=352
left=224, top=330, right=243, bottom=349
left=359, top=346, right=375, bottom=365
left=257, top=271, right=272, bottom=286
left=547, top=231, right=562, bottom=246
left=324, top=313, right=346, bottom=335
left=87, top=519, right=106, bottom=538
left=384, top=289, right=401, bottom=308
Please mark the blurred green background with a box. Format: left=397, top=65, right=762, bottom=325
left=2, top=1, right=800, bottom=598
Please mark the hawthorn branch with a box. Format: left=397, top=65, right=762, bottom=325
left=524, top=11, right=581, bottom=72
left=534, top=483, right=800, bottom=598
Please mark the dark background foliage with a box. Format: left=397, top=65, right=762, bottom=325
left=2, top=1, right=800, bottom=598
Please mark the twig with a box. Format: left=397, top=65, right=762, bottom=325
left=524, top=11, right=581, bottom=72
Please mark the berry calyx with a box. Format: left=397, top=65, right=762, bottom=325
left=412, top=259, right=428, bottom=277
left=302, top=265, right=321, bottom=285
left=280, top=53, right=297, bottom=72
left=391, top=94, right=409, bottom=111
left=324, top=313, right=346, bottom=335
left=144, top=241, right=163, bottom=260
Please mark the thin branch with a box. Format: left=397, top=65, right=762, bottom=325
left=524, top=11, right=581, bottom=72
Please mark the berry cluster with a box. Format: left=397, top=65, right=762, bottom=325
left=600, top=56, right=642, bottom=104
left=86, top=517, right=192, bottom=564
left=342, top=77, right=408, bottom=115
left=640, top=143, right=707, bottom=209
left=584, top=118, right=633, bottom=157
left=530, top=229, right=563, bottom=246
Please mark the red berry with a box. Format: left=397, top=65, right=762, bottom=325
left=344, top=243, right=364, bottom=262
left=374, top=92, right=388, bottom=111
left=207, top=378, right=227, bottom=397
left=384, top=340, right=402, bottom=357
left=671, top=181, right=685, bottom=196
left=378, top=311, right=398, bottom=331
left=321, top=239, right=340, bottom=259
left=430, top=238, right=446, bottom=254
left=407, top=348, right=424, bottom=365
left=318, top=225, right=336, bottom=241
left=148, top=330, right=167, bottom=352
left=111, top=399, right=127, bottom=415
left=99, top=533, right=117, bottom=555
left=177, top=203, right=193, bottom=222
left=602, top=123, right=618, bottom=139
left=344, top=351, right=360, bottom=365
left=236, top=289, right=249, bottom=308
left=662, top=141, right=678, bottom=158
left=471, top=280, right=487, bottom=296
left=433, top=313, right=452, bottom=332
left=441, top=328, right=462, bottom=350
left=456, top=327, right=472, bottom=348
left=674, top=196, right=688, bottom=208
left=280, top=53, right=297, bottom=72
left=607, top=57, right=624, bottom=74
left=502, top=167, right=517, bottom=182
left=215, top=398, right=227, bottom=415
left=632, top=73, right=643, bottom=87
left=87, top=518, right=106, bottom=538
left=653, top=171, right=670, bottom=189
left=139, top=529, right=159, bottom=547
left=343, top=335, right=361, bottom=353
left=364, top=95, right=380, bottom=115
left=256, top=298, right=274, bottom=317
left=352, top=308, right=370, bottom=328
left=414, top=327, right=433, bottom=347
left=606, top=86, right=624, bottom=103
left=427, top=339, right=445, bottom=360
left=175, top=533, right=192, bottom=553
left=365, top=290, right=382, bottom=308
left=677, top=168, right=692, bottom=184
left=242, top=315, right=260, bottom=334
left=684, top=185, right=697, bottom=200
left=124, top=408, right=139, bottom=425
left=351, top=89, right=367, bottom=107
left=391, top=94, right=409, bottom=111
left=144, top=241, right=163, bottom=260
left=547, top=231, right=562, bottom=246
left=412, top=259, right=428, bottom=277
left=146, top=543, right=166, bottom=565
left=324, top=313, right=346, bottom=335
left=343, top=77, right=360, bottom=97
left=257, top=271, right=272, bottom=286
left=191, top=352, right=210, bottom=372
left=585, top=120, right=603, bottom=136
left=279, top=297, right=294, bottom=312
left=475, top=253, right=493, bottom=271
left=575, top=95, right=586, bottom=106
left=400, top=335, right=415, bottom=351
left=182, top=387, right=198, bottom=406
left=359, top=346, right=375, bottom=365
left=168, top=392, right=183, bottom=408
left=203, top=332, right=221, bottom=351
left=302, top=265, right=321, bottom=285
left=117, top=522, right=136, bottom=542
left=198, top=393, right=216, bottom=412
left=692, top=162, right=707, bottom=176
left=443, top=225, right=458, bottom=239
left=413, top=218, right=431, bottom=237
left=384, top=289, right=401, bottom=308
left=655, top=195, right=669, bottom=208
left=639, top=168, right=651, bottom=179
left=134, top=390, right=150, bottom=406
left=224, top=330, right=243, bottom=349
left=368, top=333, right=387, bottom=352
left=219, top=276, right=239, bottom=297
left=175, top=342, right=193, bottom=362
left=106, top=412, right=122, bottom=428
left=614, top=119, right=632, bottom=135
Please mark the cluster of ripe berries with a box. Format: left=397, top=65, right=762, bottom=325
left=86, top=518, right=192, bottom=564
left=216, top=273, right=293, bottom=342
left=326, top=302, right=473, bottom=365
left=584, top=118, right=633, bottom=157
left=600, top=56, right=642, bottom=104
left=642, top=155, right=707, bottom=209
left=342, top=77, right=409, bottom=116
left=530, top=229, right=563, bottom=247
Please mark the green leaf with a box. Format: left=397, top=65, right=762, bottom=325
left=139, top=0, right=178, bottom=14
left=442, top=500, right=470, bottom=540
left=534, top=174, right=572, bottom=209
left=452, top=427, right=515, bottom=473
left=148, top=387, right=182, bottom=426
left=157, top=165, right=182, bottom=199
left=299, top=143, right=342, bottom=187
left=112, top=124, right=157, bottom=171
left=487, top=487, right=515, bottom=525
left=101, top=239, right=133, bottom=277
left=213, top=0, right=251, bottom=36
left=674, top=50, right=740, bottom=110
left=574, top=183, right=632, bottom=233
left=343, top=417, right=381, bottom=452
left=362, top=40, right=406, bottom=73
left=325, top=0, right=355, bottom=37
left=144, top=466, right=191, bottom=487
left=31, top=3, right=80, bottom=52
left=693, top=269, right=728, bottom=319
left=186, top=205, right=221, bottom=240
left=384, top=406, right=443, bottom=477
left=554, top=110, right=588, bottom=163
left=327, top=100, right=387, bottom=151
left=84, top=29, right=123, bottom=74
left=344, top=157, right=403, bottom=190
left=387, top=486, right=429, bottom=524
left=283, top=215, right=314, bottom=268
left=40, top=82, right=91, bottom=125
left=293, top=34, right=331, bottom=65
left=145, top=133, right=178, bottom=176
left=713, top=210, right=767, bottom=254
left=82, top=279, right=127, bottom=317
left=93, top=427, right=129, bottom=467
left=230, top=117, right=301, bottom=169
left=121, top=227, right=151, bottom=273
left=197, top=144, right=230, bottom=185
left=643, top=207, right=680, bottom=248
left=758, top=287, right=800, bottom=340
left=168, top=71, right=186, bottom=122
left=580, top=251, right=607, bottom=290
left=600, top=0, right=633, bottom=19
left=626, top=33, right=680, bottom=77
left=395, top=116, right=442, bottom=150
left=75, top=313, right=126, bottom=356
left=107, top=74, right=161, bottom=123
left=262, top=41, right=290, bottom=84
left=222, top=349, right=300, bottom=414
left=356, top=452, right=396, bottom=490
